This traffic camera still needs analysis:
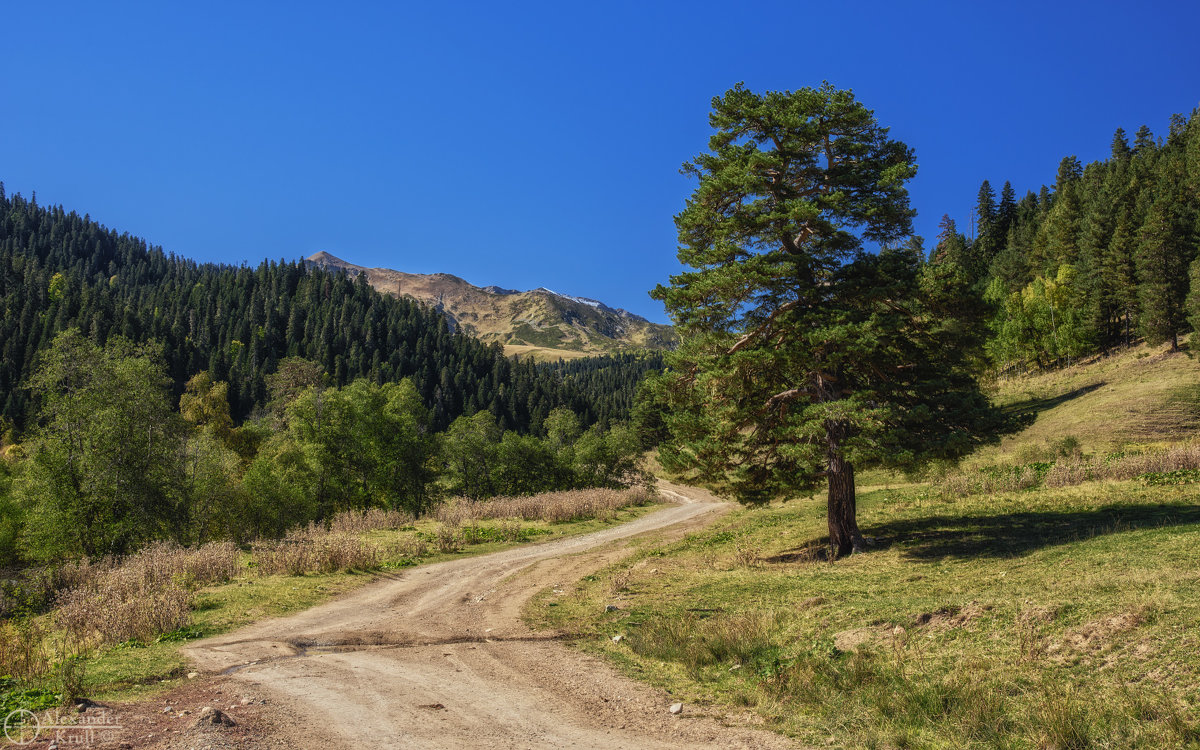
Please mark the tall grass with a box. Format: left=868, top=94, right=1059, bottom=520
left=54, top=541, right=240, bottom=648
left=251, top=524, right=378, bottom=576
left=328, top=508, right=415, bottom=534
left=938, top=442, right=1200, bottom=496
left=436, top=487, right=653, bottom=525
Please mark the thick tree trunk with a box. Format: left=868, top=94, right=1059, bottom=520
left=826, top=420, right=866, bottom=558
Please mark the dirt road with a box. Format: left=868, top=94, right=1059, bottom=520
left=179, top=483, right=798, bottom=749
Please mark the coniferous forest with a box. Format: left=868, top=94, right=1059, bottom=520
left=936, top=111, right=1200, bottom=367
left=0, top=186, right=652, bottom=435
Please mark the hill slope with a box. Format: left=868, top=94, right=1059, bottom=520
left=977, top=340, right=1200, bottom=463
left=532, top=347, right=1200, bottom=748
left=305, top=252, right=677, bottom=357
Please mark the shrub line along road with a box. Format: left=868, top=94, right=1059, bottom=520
left=182, top=483, right=800, bottom=749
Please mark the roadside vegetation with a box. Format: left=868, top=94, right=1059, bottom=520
left=0, top=326, right=655, bottom=709
left=1, top=486, right=654, bottom=704
left=532, top=342, right=1200, bottom=749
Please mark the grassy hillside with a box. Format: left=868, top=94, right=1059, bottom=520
left=531, top=481, right=1200, bottom=748
left=529, top=347, right=1200, bottom=749
left=503, top=344, right=597, bottom=361
left=980, top=341, right=1200, bottom=463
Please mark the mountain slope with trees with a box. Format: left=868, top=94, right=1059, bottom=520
left=0, top=189, right=656, bottom=436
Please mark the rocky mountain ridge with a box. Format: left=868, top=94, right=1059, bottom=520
left=305, top=252, right=676, bottom=356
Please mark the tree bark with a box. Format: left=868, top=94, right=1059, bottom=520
left=826, top=420, right=866, bottom=558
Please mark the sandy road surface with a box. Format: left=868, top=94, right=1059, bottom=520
left=179, top=483, right=799, bottom=749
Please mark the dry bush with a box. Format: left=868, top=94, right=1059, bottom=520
left=609, top=568, right=632, bottom=595
left=329, top=508, right=414, bottom=534
left=1042, top=458, right=1094, bottom=488
left=937, top=472, right=972, bottom=497
left=52, top=541, right=240, bottom=648
left=1045, top=444, right=1200, bottom=488
left=52, top=556, right=116, bottom=592
left=435, top=487, right=653, bottom=525
left=175, top=541, right=242, bottom=586
left=939, top=466, right=1044, bottom=497
left=1108, top=443, right=1200, bottom=478
left=252, top=525, right=378, bottom=576
left=55, top=572, right=189, bottom=647
left=432, top=524, right=462, bottom=554
left=0, top=558, right=120, bottom=620
left=0, top=619, right=53, bottom=680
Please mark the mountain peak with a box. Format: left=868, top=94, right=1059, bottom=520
left=306, top=251, right=351, bottom=266
left=305, top=254, right=675, bottom=357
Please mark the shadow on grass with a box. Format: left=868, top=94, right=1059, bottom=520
left=764, top=501, right=1200, bottom=563
left=865, top=501, right=1200, bottom=560
left=1002, top=382, right=1105, bottom=419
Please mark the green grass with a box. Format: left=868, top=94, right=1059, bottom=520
left=980, top=341, right=1200, bottom=463
left=70, top=504, right=658, bottom=702
left=529, top=480, right=1200, bottom=748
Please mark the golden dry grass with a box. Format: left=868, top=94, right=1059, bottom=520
left=981, top=341, right=1200, bottom=463
left=503, top=344, right=596, bottom=361
left=435, top=487, right=653, bottom=525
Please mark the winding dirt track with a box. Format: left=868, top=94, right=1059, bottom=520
left=182, top=484, right=800, bottom=749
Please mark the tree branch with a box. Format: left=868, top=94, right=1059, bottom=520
left=764, top=388, right=802, bottom=411
left=727, top=299, right=801, bottom=355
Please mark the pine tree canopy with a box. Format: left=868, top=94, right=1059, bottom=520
left=651, top=83, right=1003, bottom=557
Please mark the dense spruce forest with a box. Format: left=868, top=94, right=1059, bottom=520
left=0, top=186, right=653, bottom=436
left=937, top=109, right=1200, bottom=367
left=544, top=351, right=664, bottom=429
left=0, top=189, right=663, bottom=567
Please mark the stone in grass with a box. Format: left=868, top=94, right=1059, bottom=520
left=605, top=604, right=620, bottom=612
left=668, top=702, right=683, bottom=715
left=195, top=707, right=237, bottom=727
left=611, top=635, right=624, bottom=643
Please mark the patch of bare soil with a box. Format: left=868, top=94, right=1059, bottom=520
left=1049, top=607, right=1149, bottom=660
left=21, top=680, right=278, bottom=750
left=117, top=483, right=803, bottom=749
left=911, top=601, right=993, bottom=630
left=832, top=626, right=897, bottom=652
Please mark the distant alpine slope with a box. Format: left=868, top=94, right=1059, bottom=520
left=305, top=252, right=676, bottom=356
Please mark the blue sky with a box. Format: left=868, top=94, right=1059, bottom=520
left=2, top=1, right=1197, bottom=323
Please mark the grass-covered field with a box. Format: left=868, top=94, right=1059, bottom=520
left=530, top=478, right=1200, bottom=748
left=980, top=342, right=1200, bottom=463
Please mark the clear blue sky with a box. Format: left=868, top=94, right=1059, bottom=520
left=3, top=1, right=1197, bottom=323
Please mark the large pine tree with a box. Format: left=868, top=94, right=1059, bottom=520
left=652, top=83, right=1002, bottom=557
